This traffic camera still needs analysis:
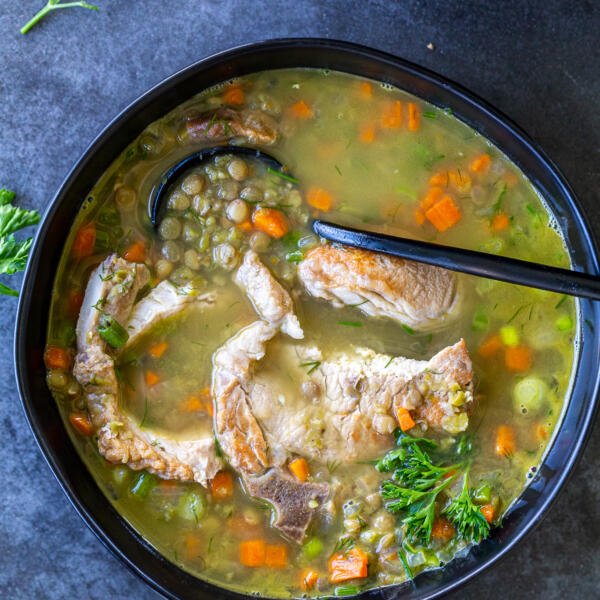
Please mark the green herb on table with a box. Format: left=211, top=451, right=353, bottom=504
left=0, top=188, right=40, bottom=296
left=21, top=1, right=99, bottom=34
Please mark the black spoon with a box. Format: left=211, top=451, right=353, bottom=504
left=149, top=146, right=285, bottom=227
left=149, top=147, right=600, bottom=301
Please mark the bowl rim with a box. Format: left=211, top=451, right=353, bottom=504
left=13, top=37, right=600, bottom=600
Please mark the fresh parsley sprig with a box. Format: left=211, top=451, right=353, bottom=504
left=443, top=470, right=490, bottom=543
left=21, top=1, right=99, bottom=35
left=377, top=431, right=493, bottom=545
left=0, top=189, right=40, bottom=296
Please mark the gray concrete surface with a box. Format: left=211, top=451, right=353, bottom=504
left=1, top=1, right=599, bottom=598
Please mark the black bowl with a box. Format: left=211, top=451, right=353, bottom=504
left=14, top=38, right=600, bottom=600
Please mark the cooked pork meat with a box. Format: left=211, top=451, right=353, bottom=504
left=213, top=252, right=473, bottom=541
left=250, top=339, right=474, bottom=466
left=298, top=245, right=462, bottom=331
left=123, top=280, right=216, bottom=350
left=73, top=255, right=221, bottom=485
left=213, top=321, right=277, bottom=475
left=235, top=250, right=303, bottom=339
left=186, top=107, right=278, bottom=145
left=245, top=470, right=329, bottom=543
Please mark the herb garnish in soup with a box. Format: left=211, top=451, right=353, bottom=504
left=45, top=69, right=576, bottom=597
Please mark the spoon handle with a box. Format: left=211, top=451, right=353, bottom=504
left=313, top=220, right=600, bottom=301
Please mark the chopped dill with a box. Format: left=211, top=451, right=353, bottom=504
left=422, top=111, right=437, bottom=119
left=327, top=460, right=341, bottom=474
left=507, top=303, right=530, bottom=324
left=333, top=536, right=355, bottom=554
left=300, top=360, right=321, bottom=375
left=348, top=299, right=369, bottom=308
left=384, top=356, right=395, bottom=369
left=555, top=295, right=567, bottom=309
left=338, top=320, right=363, bottom=327
left=266, top=167, right=299, bottom=184
left=334, top=164, right=343, bottom=176
left=401, top=324, right=415, bottom=335
left=139, top=397, right=149, bottom=428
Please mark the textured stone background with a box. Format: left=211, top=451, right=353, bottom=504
left=1, top=1, right=599, bottom=598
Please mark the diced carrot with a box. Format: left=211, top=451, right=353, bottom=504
left=223, top=85, right=245, bottom=106
left=210, top=470, right=234, bottom=501
left=44, top=345, right=71, bottom=370
left=407, top=102, right=420, bottom=131
left=505, top=345, right=533, bottom=372
left=478, top=334, right=503, bottom=358
left=491, top=212, right=510, bottom=231
left=180, top=395, right=204, bottom=412
left=359, top=122, right=377, bottom=143
left=184, top=534, right=202, bottom=560
left=431, top=518, right=455, bottom=543
left=240, top=539, right=266, bottom=567
left=329, top=547, right=369, bottom=583
left=495, top=424, right=516, bottom=457
left=307, top=187, right=335, bottom=211
left=265, top=544, right=288, bottom=568
left=301, top=569, right=320, bottom=591
left=420, top=186, right=444, bottom=210
left=415, top=207, right=426, bottom=225
left=480, top=504, right=495, bottom=523
left=67, top=289, right=84, bottom=317
left=535, top=423, right=548, bottom=441
left=237, top=220, right=253, bottom=232
left=252, top=207, right=289, bottom=239
left=425, top=195, right=462, bottom=232
left=395, top=406, right=416, bottom=432
left=469, top=153, right=491, bottom=173
left=289, top=100, right=313, bottom=119
left=145, top=370, right=160, bottom=386
left=69, top=412, right=93, bottom=436
left=448, top=170, right=472, bottom=192
left=123, top=241, right=146, bottom=263
left=148, top=341, right=168, bottom=359
left=72, top=223, right=96, bottom=259
left=358, top=81, right=373, bottom=99
left=288, top=457, right=309, bottom=482
left=381, top=100, right=403, bottom=129
left=429, top=171, right=449, bottom=187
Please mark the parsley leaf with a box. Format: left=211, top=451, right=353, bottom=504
left=21, top=1, right=99, bottom=35
left=0, top=189, right=40, bottom=296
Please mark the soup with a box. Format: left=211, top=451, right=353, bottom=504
left=44, top=69, right=576, bottom=597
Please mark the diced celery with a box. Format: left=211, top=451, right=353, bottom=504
left=555, top=314, right=573, bottom=332
left=112, top=466, right=130, bottom=486
left=471, top=308, right=489, bottom=332
left=335, top=585, right=361, bottom=597
left=513, top=376, right=547, bottom=416
left=472, top=484, right=492, bottom=504
left=178, top=490, right=206, bottom=523
left=130, top=472, right=156, bottom=499
left=303, top=536, right=325, bottom=559
left=499, top=325, right=519, bottom=347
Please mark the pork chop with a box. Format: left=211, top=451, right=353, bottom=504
left=298, top=245, right=462, bottom=331
left=73, top=254, right=221, bottom=485
left=186, top=107, right=278, bottom=146
left=122, top=280, right=216, bottom=351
